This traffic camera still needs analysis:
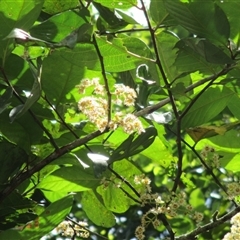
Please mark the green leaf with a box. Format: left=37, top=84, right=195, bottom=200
left=140, top=136, right=172, bottom=168
left=0, top=230, right=22, bottom=239
left=93, top=2, right=128, bottom=31
left=115, top=9, right=139, bottom=25
left=20, top=195, right=73, bottom=240
left=227, top=93, right=240, bottom=119
left=0, top=111, right=43, bottom=151
left=203, top=41, right=233, bottom=65
left=0, top=140, right=27, bottom=185
left=76, top=23, right=93, bottom=44
left=189, top=189, right=205, bottom=211
left=0, top=190, right=35, bottom=210
left=81, top=190, right=116, bottom=227
left=37, top=166, right=101, bottom=198
left=43, top=0, right=79, bottom=14
left=30, top=11, right=86, bottom=42
left=93, top=0, right=137, bottom=9
left=219, top=2, right=240, bottom=39
left=213, top=3, right=230, bottom=41
left=0, top=87, right=12, bottom=114
left=110, top=127, right=157, bottom=162
left=207, top=129, right=240, bottom=151
left=97, top=36, right=150, bottom=72
left=174, top=39, right=221, bottom=74
left=222, top=153, right=240, bottom=173
left=0, top=0, right=44, bottom=60
left=41, top=49, right=86, bottom=106
left=155, top=30, right=180, bottom=82
left=164, top=0, right=230, bottom=45
left=182, top=86, right=234, bottom=129
left=9, top=60, right=42, bottom=122
left=97, top=160, right=142, bottom=213
left=150, top=0, right=176, bottom=26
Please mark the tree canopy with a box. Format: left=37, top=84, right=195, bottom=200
left=1, top=0, right=240, bottom=239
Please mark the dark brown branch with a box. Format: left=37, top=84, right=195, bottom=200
left=0, top=130, right=105, bottom=203
left=176, top=205, right=240, bottom=239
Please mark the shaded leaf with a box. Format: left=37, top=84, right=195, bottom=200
left=20, top=195, right=73, bottom=240
left=174, top=39, right=222, bottom=74
left=155, top=30, right=180, bottom=81
left=0, top=111, right=43, bottom=151
left=0, top=87, right=12, bottom=114
left=93, top=2, right=128, bottom=31
left=0, top=140, right=27, bottom=185
left=9, top=60, right=42, bottom=122
left=164, top=0, right=230, bottom=45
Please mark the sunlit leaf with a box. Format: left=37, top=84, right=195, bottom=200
left=37, top=166, right=100, bottom=197
left=81, top=190, right=116, bottom=227
left=110, top=127, right=157, bottom=162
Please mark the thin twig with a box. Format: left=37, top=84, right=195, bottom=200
left=0, top=67, right=59, bottom=150
left=108, top=166, right=141, bottom=199
left=135, top=64, right=235, bottom=118
left=42, top=94, right=79, bottom=139
left=181, top=137, right=238, bottom=207
left=92, top=34, right=112, bottom=123
left=140, top=0, right=183, bottom=194
left=66, top=216, right=108, bottom=240
left=42, top=94, right=92, bottom=152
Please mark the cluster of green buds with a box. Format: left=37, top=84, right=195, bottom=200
left=200, top=145, right=220, bottom=168
left=134, top=186, right=204, bottom=240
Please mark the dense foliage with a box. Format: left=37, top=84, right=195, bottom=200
left=1, top=0, right=240, bottom=239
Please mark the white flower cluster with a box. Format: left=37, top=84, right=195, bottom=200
left=56, top=220, right=89, bottom=238
left=77, top=78, right=144, bottom=134
left=114, top=84, right=137, bottom=106
left=223, top=212, right=240, bottom=239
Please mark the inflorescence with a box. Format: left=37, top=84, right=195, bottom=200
left=77, top=78, right=145, bottom=134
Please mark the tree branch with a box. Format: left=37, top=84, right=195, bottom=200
left=176, top=205, right=240, bottom=239
left=0, top=130, right=105, bottom=203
